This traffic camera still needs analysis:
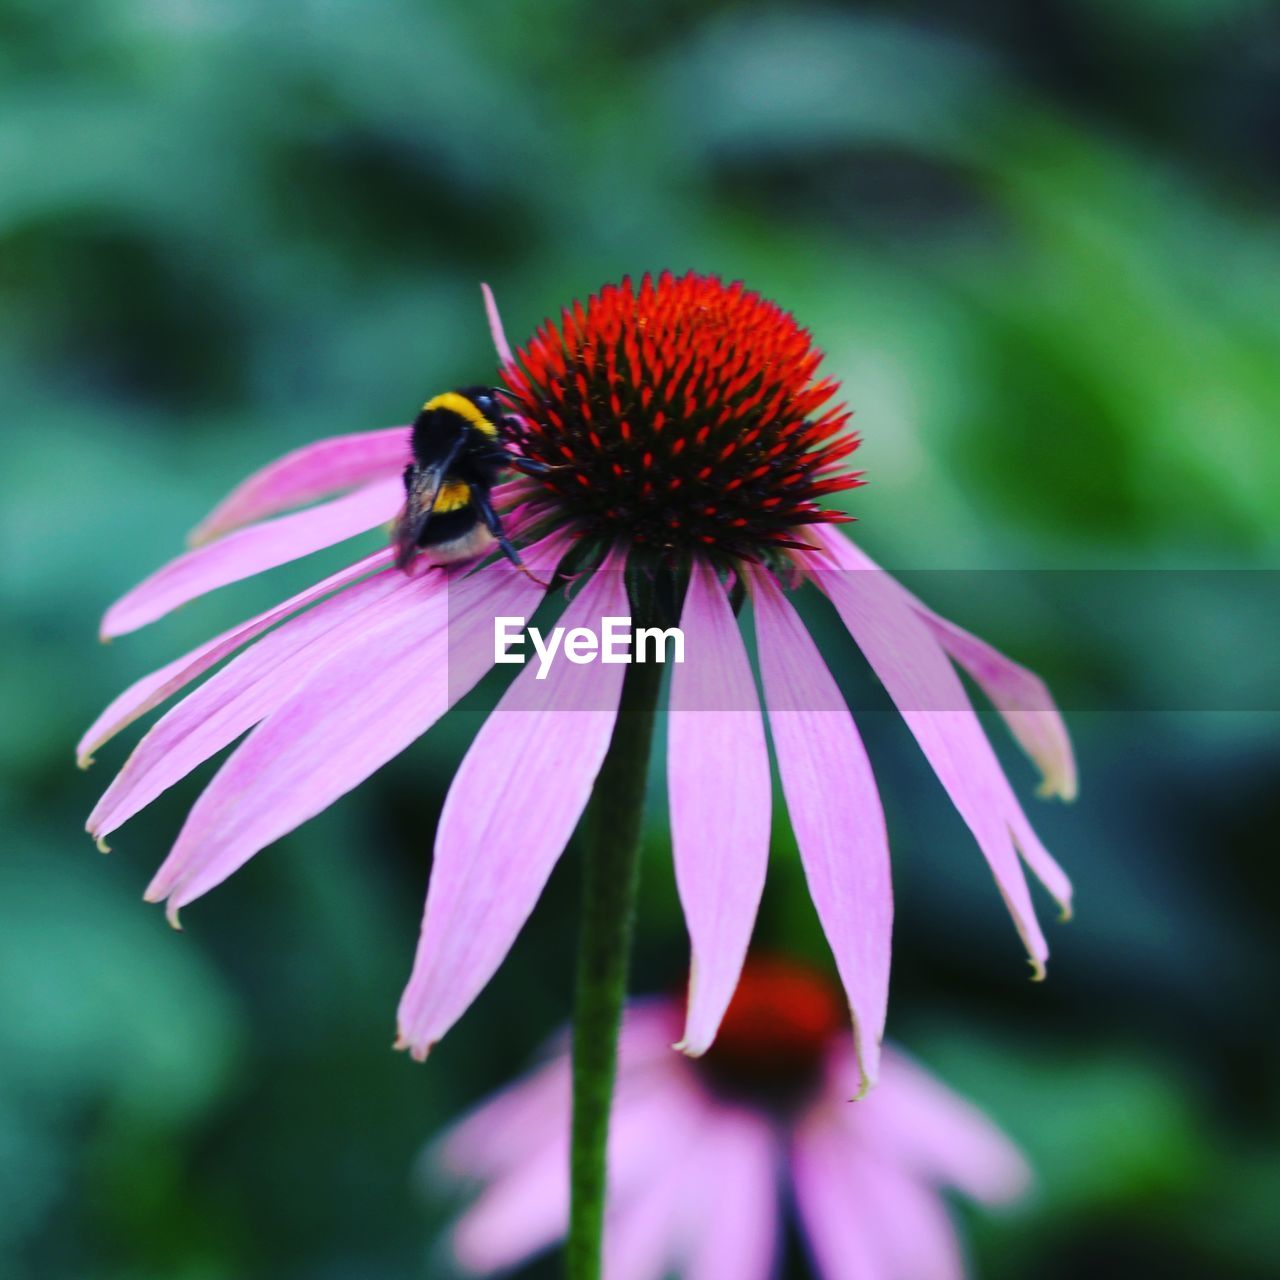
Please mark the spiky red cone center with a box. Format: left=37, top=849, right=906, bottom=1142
left=503, top=271, right=862, bottom=562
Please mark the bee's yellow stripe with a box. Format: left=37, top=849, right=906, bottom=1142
left=434, top=479, right=472, bottom=513
left=424, top=391, right=499, bottom=438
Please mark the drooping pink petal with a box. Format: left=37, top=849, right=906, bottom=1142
left=680, top=1107, right=780, bottom=1280
left=77, top=548, right=392, bottom=766
left=749, top=567, right=892, bottom=1094
left=450, top=1062, right=705, bottom=1276
left=397, top=549, right=631, bottom=1059
left=809, top=534, right=1054, bottom=970
left=791, top=1116, right=885, bottom=1280
left=144, top=532, right=568, bottom=921
left=189, top=427, right=412, bottom=545
left=481, top=282, right=515, bottom=369
left=88, top=566, right=411, bottom=840
left=918, top=611, right=1077, bottom=803
left=812, top=529, right=1076, bottom=804
left=814, top=527, right=1073, bottom=918
left=669, top=558, right=771, bottom=1056
left=102, top=476, right=404, bottom=638
left=836, top=1046, right=1031, bottom=1207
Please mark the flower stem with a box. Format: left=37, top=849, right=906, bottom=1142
left=566, top=643, right=664, bottom=1280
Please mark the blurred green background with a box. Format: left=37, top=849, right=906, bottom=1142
left=3, top=1, right=1279, bottom=1277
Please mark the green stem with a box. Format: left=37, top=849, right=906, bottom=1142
left=566, top=646, right=664, bottom=1280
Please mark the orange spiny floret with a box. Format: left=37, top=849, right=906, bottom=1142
left=501, top=271, right=860, bottom=561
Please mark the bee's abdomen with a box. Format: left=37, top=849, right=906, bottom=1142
left=433, top=480, right=472, bottom=514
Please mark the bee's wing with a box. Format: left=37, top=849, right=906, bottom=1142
left=394, top=462, right=449, bottom=568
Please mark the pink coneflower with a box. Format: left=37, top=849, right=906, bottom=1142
left=436, top=958, right=1031, bottom=1279
left=82, top=271, right=1074, bottom=1089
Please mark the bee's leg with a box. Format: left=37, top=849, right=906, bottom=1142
left=474, top=489, right=551, bottom=588
left=483, top=448, right=564, bottom=477
left=505, top=455, right=559, bottom=477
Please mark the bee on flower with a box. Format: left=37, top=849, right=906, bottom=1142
left=82, top=271, right=1074, bottom=1090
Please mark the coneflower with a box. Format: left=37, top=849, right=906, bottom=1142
left=83, top=271, right=1074, bottom=1280
left=436, top=957, right=1031, bottom=1280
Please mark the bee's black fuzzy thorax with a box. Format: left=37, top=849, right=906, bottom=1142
left=392, top=387, right=536, bottom=576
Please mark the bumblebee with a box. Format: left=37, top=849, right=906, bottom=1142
left=393, top=386, right=544, bottom=575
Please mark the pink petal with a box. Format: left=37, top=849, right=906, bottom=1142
left=437, top=998, right=680, bottom=1177
left=809, top=533, right=1054, bottom=971
left=144, top=569, right=449, bottom=914
left=845, top=1149, right=964, bottom=1280
left=919, top=610, right=1077, bottom=802
left=481, top=282, right=515, bottom=369
left=189, top=427, right=412, bottom=545
left=144, top=532, right=568, bottom=920
left=750, top=567, right=892, bottom=1094
left=815, top=527, right=1073, bottom=917
left=88, top=566, right=410, bottom=840
left=77, top=548, right=392, bottom=766
left=796, top=1118, right=966, bottom=1280
left=823, top=532, right=1077, bottom=804
left=669, top=558, right=771, bottom=1056
left=605, top=1076, right=725, bottom=1280
left=396, top=549, right=631, bottom=1059
left=439, top=1001, right=681, bottom=1181
left=439, top=1055, right=571, bottom=1184
left=102, top=476, right=404, bottom=638
left=681, top=1107, right=780, bottom=1280
left=838, top=1045, right=1031, bottom=1207
left=602, top=1172, right=687, bottom=1280
left=450, top=1062, right=703, bottom=1275
left=791, top=1117, right=885, bottom=1280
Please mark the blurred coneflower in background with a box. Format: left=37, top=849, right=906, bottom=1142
left=435, top=956, right=1030, bottom=1280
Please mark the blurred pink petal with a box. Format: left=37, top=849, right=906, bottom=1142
left=791, top=1117, right=885, bottom=1280
left=680, top=1108, right=779, bottom=1280
left=88, top=566, right=410, bottom=839
left=812, top=532, right=1053, bottom=972
left=451, top=1059, right=704, bottom=1275
left=438, top=970, right=1029, bottom=1280
left=846, top=1150, right=965, bottom=1280
left=77, top=548, right=392, bottom=765
left=396, top=548, right=630, bottom=1059
left=440, top=1002, right=680, bottom=1181
left=189, top=427, right=412, bottom=545
left=102, top=476, right=404, bottom=638
left=602, top=1163, right=687, bottom=1280
left=669, top=558, right=771, bottom=1056
left=145, top=533, right=566, bottom=919
left=439, top=1056, right=569, bottom=1181
left=751, top=567, right=892, bottom=1093
left=843, top=1047, right=1032, bottom=1206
